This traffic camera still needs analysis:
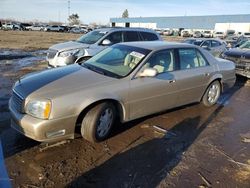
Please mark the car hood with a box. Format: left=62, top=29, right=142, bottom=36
left=224, top=48, right=250, bottom=58
left=49, top=41, right=90, bottom=52
left=14, top=64, right=116, bottom=99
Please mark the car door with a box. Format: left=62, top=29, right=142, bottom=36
left=128, top=49, right=179, bottom=120
left=173, top=48, right=215, bottom=106
left=211, top=40, right=225, bottom=56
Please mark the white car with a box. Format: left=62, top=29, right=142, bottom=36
left=45, top=25, right=64, bottom=32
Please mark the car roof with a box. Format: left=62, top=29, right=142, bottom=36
left=118, top=41, right=196, bottom=51
left=186, top=38, right=224, bottom=42
left=93, top=27, right=157, bottom=33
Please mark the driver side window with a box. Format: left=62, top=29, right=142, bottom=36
left=105, top=31, right=123, bottom=44
left=143, top=50, right=174, bottom=74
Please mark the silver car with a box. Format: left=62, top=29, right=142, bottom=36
left=47, top=27, right=162, bottom=68
left=9, top=41, right=236, bottom=143
left=183, top=38, right=227, bottom=57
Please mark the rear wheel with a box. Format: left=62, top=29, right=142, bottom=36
left=202, top=80, right=221, bottom=107
left=81, top=102, right=116, bottom=142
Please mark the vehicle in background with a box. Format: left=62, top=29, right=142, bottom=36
left=183, top=38, right=227, bottom=57
left=234, top=36, right=249, bottom=47
left=47, top=27, right=162, bottom=68
left=181, top=30, right=192, bottom=37
left=28, top=25, right=45, bottom=31
left=225, top=30, right=235, bottom=38
left=243, top=32, right=250, bottom=39
left=70, top=27, right=88, bottom=34
left=163, top=29, right=173, bottom=36
left=203, top=30, right=213, bottom=38
left=214, top=31, right=225, bottom=39
left=9, top=41, right=236, bottom=142
left=44, top=25, right=65, bottom=32
left=193, top=31, right=202, bottom=38
left=221, top=40, right=250, bottom=78
left=155, top=29, right=164, bottom=35
left=224, top=35, right=239, bottom=48
left=20, top=23, right=32, bottom=30
left=1, top=23, right=21, bottom=30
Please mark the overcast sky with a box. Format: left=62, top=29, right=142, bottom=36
left=1, top=0, right=250, bottom=24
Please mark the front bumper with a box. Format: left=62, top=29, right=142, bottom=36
left=47, top=55, right=77, bottom=68
left=9, top=100, right=77, bottom=142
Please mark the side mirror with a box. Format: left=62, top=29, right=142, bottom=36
left=102, top=39, right=112, bottom=46
left=138, top=68, right=157, bottom=78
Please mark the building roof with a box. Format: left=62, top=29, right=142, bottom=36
left=110, top=14, right=250, bottom=29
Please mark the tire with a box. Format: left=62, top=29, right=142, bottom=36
left=202, top=80, right=221, bottom=107
left=81, top=102, right=116, bottom=142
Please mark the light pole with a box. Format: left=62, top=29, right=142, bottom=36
left=68, top=0, right=70, bottom=18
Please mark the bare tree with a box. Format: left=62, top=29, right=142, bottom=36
left=68, top=13, right=80, bottom=26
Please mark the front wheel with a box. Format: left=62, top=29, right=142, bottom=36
left=202, top=80, right=221, bottom=107
left=81, top=102, right=116, bottom=142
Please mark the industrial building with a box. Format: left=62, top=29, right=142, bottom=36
left=110, top=14, right=250, bottom=32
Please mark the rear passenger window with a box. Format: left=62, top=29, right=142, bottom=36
left=196, top=50, right=209, bottom=67
left=201, top=40, right=211, bottom=48
left=124, top=31, right=140, bottom=42
left=179, top=48, right=208, bottom=69
left=105, top=31, right=123, bottom=44
left=211, top=40, right=221, bottom=47
left=140, top=32, right=158, bottom=41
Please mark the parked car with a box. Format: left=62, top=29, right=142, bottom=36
left=19, top=23, right=32, bottom=30
left=193, top=31, right=202, bottom=38
left=47, top=27, right=162, bottom=68
left=44, top=25, right=65, bottom=32
left=155, top=29, right=164, bottom=35
left=1, top=23, right=21, bottom=30
left=203, top=30, right=212, bottom=38
left=28, top=25, right=45, bottom=31
left=163, top=29, right=173, bottom=36
left=224, top=35, right=239, bottom=48
left=183, top=38, right=227, bottom=57
left=214, top=31, right=225, bottom=39
left=9, top=41, right=236, bottom=142
left=242, top=32, right=250, bottom=39
left=221, top=40, right=250, bottom=78
left=181, top=30, right=191, bottom=37
left=70, top=27, right=87, bottom=34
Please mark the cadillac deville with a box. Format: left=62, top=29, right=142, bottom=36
left=9, top=41, right=236, bottom=143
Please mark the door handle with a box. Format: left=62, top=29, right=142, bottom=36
left=168, top=79, right=176, bottom=83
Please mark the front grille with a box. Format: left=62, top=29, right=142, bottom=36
left=12, top=90, right=24, bottom=113
left=47, top=49, right=57, bottom=59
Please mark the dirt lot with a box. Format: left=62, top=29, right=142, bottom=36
left=0, top=30, right=250, bottom=188
left=0, top=30, right=82, bottom=50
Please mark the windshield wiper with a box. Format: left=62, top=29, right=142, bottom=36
left=83, top=64, right=105, bottom=75
left=82, top=64, right=121, bottom=78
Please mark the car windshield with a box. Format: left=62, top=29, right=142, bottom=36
left=82, top=44, right=151, bottom=78
left=239, top=41, right=250, bottom=49
left=76, top=30, right=107, bottom=44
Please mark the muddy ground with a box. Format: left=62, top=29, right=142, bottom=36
left=0, top=31, right=250, bottom=188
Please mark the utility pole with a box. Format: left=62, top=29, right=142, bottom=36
left=68, top=0, right=70, bottom=18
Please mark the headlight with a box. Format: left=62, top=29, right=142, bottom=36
left=25, top=100, right=51, bottom=119
left=58, top=49, right=80, bottom=57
